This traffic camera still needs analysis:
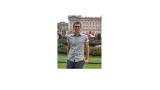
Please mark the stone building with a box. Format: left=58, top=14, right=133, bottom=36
left=68, top=15, right=102, bottom=35
left=57, top=21, right=68, bottom=35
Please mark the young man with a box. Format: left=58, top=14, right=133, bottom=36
left=66, top=22, right=89, bottom=69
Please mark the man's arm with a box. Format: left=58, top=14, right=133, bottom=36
left=67, top=42, right=70, bottom=56
left=84, top=42, right=89, bottom=64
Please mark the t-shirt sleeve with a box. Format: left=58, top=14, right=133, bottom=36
left=85, top=35, right=89, bottom=42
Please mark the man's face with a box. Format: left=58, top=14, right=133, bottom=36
left=73, top=24, right=81, bottom=33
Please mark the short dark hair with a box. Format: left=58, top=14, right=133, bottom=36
left=73, top=22, right=81, bottom=27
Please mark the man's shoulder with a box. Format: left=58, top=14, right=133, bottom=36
left=80, top=34, right=87, bottom=37
left=67, top=34, right=74, bottom=37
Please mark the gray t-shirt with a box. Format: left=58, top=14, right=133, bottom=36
left=67, top=33, right=89, bottom=62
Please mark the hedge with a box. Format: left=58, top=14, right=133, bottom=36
left=58, top=38, right=101, bottom=46
left=58, top=46, right=101, bottom=56
left=58, top=39, right=67, bottom=45
left=89, top=39, right=101, bottom=46
left=88, top=37, right=98, bottom=40
left=85, top=46, right=101, bottom=56
left=58, top=46, right=67, bottom=54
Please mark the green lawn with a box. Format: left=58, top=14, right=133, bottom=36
left=57, top=56, right=101, bottom=69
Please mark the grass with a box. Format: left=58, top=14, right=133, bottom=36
left=57, top=55, right=101, bottom=69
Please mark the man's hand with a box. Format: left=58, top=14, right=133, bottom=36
left=84, top=60, right=89, bottom=64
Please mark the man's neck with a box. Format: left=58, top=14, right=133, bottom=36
left=74, top=32, right=80, bottom=36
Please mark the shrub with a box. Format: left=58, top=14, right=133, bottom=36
left=58, top=46, right=67, bottom=54
left=89, top=40, right=101, bottom=46
left=61, top=36, right=67, bottom=39
left=58, top=45, right=101, bottom=56
left=89, top=37, right=97, bottom=40
left=85, top=46, right=101, bottom=56
left=58, top=39, right=67, bottom=45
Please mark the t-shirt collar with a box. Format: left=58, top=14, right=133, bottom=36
left=73, top=33, right=81, bottom=36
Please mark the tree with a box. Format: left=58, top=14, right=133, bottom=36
left=97, top=34, right=101, bottom=40
left=59, top=34, right=62, bottom=39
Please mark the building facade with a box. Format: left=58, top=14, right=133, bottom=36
left=57, top=21, right=68, bottom=35
left=68, top=15, right=102, bottom=35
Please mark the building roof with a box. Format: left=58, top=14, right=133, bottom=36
left=58, top=21, right=68, bottom=25
left=68, top=15, right=101, bottom=19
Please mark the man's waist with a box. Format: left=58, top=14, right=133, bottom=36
left=68, top=59, right=84, bottom=62
left=68, top=54, right=84, bottom=56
